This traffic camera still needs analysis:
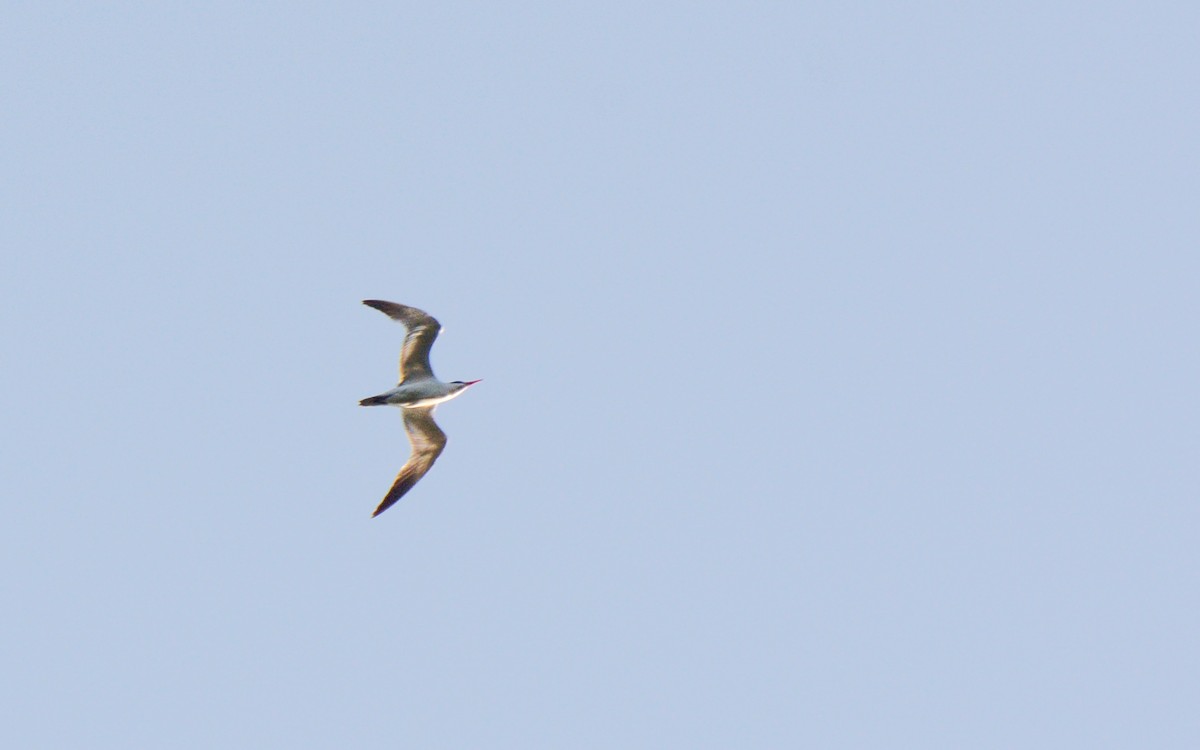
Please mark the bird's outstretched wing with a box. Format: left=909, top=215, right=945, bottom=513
left=372, top=406, right=448, bottom=517
left=363, top=300, right=441, bottom=382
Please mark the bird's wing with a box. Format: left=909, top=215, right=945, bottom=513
left=363, top=300, right=441, bottom=382
left=372, top=406, right=448, bottom=517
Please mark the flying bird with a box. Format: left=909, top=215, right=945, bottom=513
left=360, top=300, right=480, bottom=517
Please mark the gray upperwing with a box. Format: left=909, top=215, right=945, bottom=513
left=363, top=300, right=441, bottom=382
left=372, top=406, right=448, bottom=517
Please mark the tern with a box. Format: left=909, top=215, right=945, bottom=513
left=360, top=300, right=480, bottom=517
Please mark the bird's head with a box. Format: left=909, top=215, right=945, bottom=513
left=451, top=379, right=482, bottom=393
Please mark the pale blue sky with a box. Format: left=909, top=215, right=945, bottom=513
left=3, top=2, right=1197, bottom=747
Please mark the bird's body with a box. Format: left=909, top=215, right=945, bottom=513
left=360, top=300, right=480, bottom=517
left=359, top=379, right=475, bottom=408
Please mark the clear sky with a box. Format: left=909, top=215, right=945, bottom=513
left=3, top=2, right=1197, bottom=748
